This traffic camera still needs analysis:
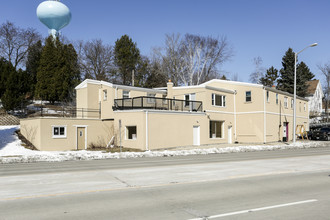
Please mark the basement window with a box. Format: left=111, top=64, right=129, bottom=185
left=52, top=126, right=67, bottom=138
left=126, top=126, right=137, bottom=140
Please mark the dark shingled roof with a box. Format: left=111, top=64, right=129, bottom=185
left=306, top=80, right=319, bottom=96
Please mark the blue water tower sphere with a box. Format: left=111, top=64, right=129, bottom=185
left=37, top=0, right=71, bottom=37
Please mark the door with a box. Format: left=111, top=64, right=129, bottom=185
left=283, top=122, right=288, bottom=142
left=193, top=126, right=200, bottom=146
left=77, top=127, right=86, bottom=150
left=228, top=126, right=232, bottom=144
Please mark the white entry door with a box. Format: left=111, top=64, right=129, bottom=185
left=228, top=126, right=232, bottom=144
left=193, top=126, right=200, bottom=146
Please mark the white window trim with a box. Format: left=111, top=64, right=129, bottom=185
left=284, top=97, right=288, bottom=108
left=103, top=89, right=107, bottom=101
left=52, top=125, right=67, bottom=139
left=245, top=91, right=252, bottom=102
left=123, top=90, right=130, bottom=99
left=210, top=120, right=225, bottom=139
left=126, top=125, right=137, bottom=140
left=212, top=93, right=226, bottom=107
left=73, top=125, right=88, bottom=150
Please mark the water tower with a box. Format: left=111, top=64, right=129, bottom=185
left=37, top=0, right=71, bottom=38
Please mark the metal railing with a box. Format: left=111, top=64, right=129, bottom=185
left=113, top=96, right=203, bottom=112
left=24, top=105, right=101, bottom=119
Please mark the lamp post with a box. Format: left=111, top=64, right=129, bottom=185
left=293, top=43, right=318, bottom=143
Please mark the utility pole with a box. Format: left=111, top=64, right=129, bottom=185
left=132, top=70, right=135, bottom=87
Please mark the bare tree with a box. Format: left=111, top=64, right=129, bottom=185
left=76, top=39, right=113, bottom=81
left=158, top=33, right=233, bottom=86
left=249, top=56, right=265, bottom=84
left=318, top=63, right=330, bottom=121
left=0, top=21, right=41, bottom=69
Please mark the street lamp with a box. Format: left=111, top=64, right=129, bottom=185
left=293, top=43, right=318, bottom=143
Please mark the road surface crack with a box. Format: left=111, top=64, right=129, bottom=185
left=113, top=176, right=134, bottom=187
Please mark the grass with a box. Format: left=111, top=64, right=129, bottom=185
left=88, top=144, right=143, bottom=153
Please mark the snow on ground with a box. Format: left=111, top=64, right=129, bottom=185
left=0, top=126, right=328, bottom=164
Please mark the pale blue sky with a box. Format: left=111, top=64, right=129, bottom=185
left=1, top=0, right=329, bottom=83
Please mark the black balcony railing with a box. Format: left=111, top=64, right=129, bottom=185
left=113, top=96, right=203, bottom=112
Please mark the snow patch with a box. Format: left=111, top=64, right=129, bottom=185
left=0, top=126, right=327, bottom=163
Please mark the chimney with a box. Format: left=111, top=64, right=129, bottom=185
left=166, top=80, right=173, bottom=99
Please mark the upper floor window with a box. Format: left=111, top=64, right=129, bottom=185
left=291, top=99, right=294, bottom=109
left=123, top=90, right=130, bottom=99
left=103, top=89, right=107, bottom=101
left=147, top=93, right=156, bottom=103
left=212, top=94, right=226, bottom=107
left=266, top=91, right=269, bottom=102
left=304, top=103, right=306, bottom=111
left=246, top=91, right=252, bottom=102
left=276, top=93, right=278, bottom=105
left=185, top=94, right=190, bottom=107
left=284, top=97, right=288, bottom=108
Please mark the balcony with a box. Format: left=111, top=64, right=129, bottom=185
left=113, top=96, right=203, bottom=112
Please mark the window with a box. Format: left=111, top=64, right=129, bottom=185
left=266, top=91, right=269, bottom=102
left=52, top=126, right=66, bottom=138
left=291, top=99, right=293, bottom=109
left=123, top=90, right=130, bottom=99
left=209, top=121, right=223, bottom=138
left=212, top=94, right=226, bottom=107
left=103, top=89, right=107, bottom=101
left=304, top=103, right=306, bottom=111
left=284, top=97, right=288, bottom=108
left=147, top=93, right=156, bottom=103
left=246, top=91, right=252, bottom=102
left=299, top=102, right=301, bottom=112
left=126, top=126, right=137, bottom=140
left=276, top=94, right=278, bottom=105
left=185, top=94, right=190, bottom=107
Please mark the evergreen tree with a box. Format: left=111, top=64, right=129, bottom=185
left=36, top=37, right=58, bottom=103
left=296, top=61, right=314, bottom=97
left=277, top=48, right=315, bottom=97
left=260, top=66, right=278, bottom=87
left=277, top=48, right=295, bottom=94
left=0, top=58, right=15, bottom=98
left=114, top=35, right=140, bottom=85
left=25, top=40, right=43, bottom=99
left=36, top=37, right=80, bottom=103
left=2, top=69, right=29, bottom=111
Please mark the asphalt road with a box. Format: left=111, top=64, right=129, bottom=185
left=1, top=147, right=330, bottom=220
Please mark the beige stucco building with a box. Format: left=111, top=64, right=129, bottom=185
left=20, top=79, right=309, bottom=151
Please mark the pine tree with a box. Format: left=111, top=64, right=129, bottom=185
left=0, top=58, right=15, bottom=98
left=2, top=69, right=29, bottom=111
left=36, top=37, right=80, bottom=103
left=277, top=48, right=295, bottom=94
left=114, top=35, right=140, bottom=85
left=25, top=40, right=43, bottom=99
left=260, top=66, right=278, bottom=87
left=277, top=48, right=315, bottom=97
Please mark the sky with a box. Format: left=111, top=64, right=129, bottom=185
left=1, top=0, right=329, bottom=84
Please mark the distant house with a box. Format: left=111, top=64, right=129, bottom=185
left=20, top=79, right=309, bottom=151
left=305, top=80, right=323, bottom=116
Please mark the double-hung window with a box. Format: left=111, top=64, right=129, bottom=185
left=123, top=90, right=130, bottom=99
left=212, top=94, right=226, bottom=107
left=246, top=91, right=252, bottom=102
left=284, top=97, right=288, bottom=108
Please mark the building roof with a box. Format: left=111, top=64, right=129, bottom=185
left=306, top=80, right=319, bottom=96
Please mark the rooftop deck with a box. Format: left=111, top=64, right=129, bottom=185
left=113, top=96, right=203, bottom=112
